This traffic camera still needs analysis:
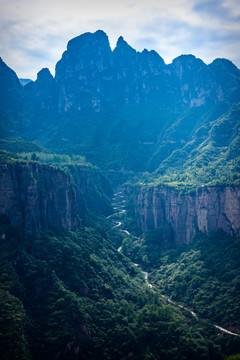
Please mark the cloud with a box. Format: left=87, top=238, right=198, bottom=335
left=192, top=0, right=240, bottom=21
left=0, top=0, right=239, bottom=79
left=133, top=2, right=240, bottom=66
left=134, top=37, right=158, bottom=51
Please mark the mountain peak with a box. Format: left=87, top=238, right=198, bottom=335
left=172, top=54, right=197, bottom=64
left=37, top=68, right=53, bottom=81
left=94, top=29, right=108, bottom=38
left=56, top=30, right=112, bottom=81
left=141, top=49, right=165, bottom=66
left=117, top=36, right=125, bottom=45
left=115, top=36, right=136, bottom=55
left=0, top=57, right=12, bottom=71
left=170, top=54, right=206, bottom=76
left=67, top=30, right=109, bottom=52
left=0, top=56, right=21, bottom=88
left=210, top=58, right=239, bottom=73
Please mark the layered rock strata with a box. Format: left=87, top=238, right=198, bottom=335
left=129, top=185, right=240, bottom=244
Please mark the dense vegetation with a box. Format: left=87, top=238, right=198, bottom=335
left=121, top=230, right=240, bottom=331
left=0, top=150, right=86, bottom=166
left=1, top=218, right=240, bottom=360
left=16, top=152, right=86, bottom=165
left=0, top=139, right=46, bottom=154
left=144, top=103, right=240, bottom=189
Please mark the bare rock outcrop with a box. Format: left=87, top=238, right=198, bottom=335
left=129, top=185, right=240, bottom=244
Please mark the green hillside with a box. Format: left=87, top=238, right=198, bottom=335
left=0, top=221, right=239, bottom=360
left=145, top=103, right=240, bottom=189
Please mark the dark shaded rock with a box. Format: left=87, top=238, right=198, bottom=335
left=23, top=67, right=57, bottom=136
left=0, top=162, right=112, bottom=237
left=55, top=30, right=113, bottom=113
left=0, top=58, right=25, bottom=137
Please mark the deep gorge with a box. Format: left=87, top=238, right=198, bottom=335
left=0, top=28, right=240, bottom=359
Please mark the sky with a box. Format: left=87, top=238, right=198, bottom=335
left=0, top=0, right=240, bottom=80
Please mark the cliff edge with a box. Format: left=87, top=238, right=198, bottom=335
left=129, top=184, right=240, bottom=244
left=0, top=161, right=112, bottom=237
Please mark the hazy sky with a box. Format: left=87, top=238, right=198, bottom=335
left=1, top=0, right=240, bottom=79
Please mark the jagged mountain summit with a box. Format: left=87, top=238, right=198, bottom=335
left=0, top=30, right=240, bottom=176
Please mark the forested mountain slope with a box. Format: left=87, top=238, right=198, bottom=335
left=1, top=30, right=240, bottom=176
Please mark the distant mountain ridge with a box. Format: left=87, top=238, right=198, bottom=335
left=0, top=30, right=240, bottom=180
left=19, top=78, right=32, bottom=86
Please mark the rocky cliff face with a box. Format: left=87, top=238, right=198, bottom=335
left=34, top=31, right=240, bottom=171
left=0, top=162, right=112, bottom=237
left=55, top=30, right=114, bottom=113
left=54, top=31, right=240, bottom=113
left=22, top=67, right=58, bottom=137
left=1, top=31, right=240, bottom=172
left=129, top=185, right=240, bottom=244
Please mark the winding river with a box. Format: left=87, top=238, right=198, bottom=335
left=108, top=189, right=240, bottom=338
